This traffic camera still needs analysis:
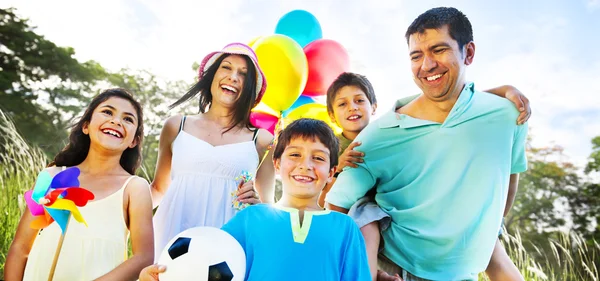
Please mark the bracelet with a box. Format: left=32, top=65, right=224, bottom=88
left=333, top=171, right=341, bottom=178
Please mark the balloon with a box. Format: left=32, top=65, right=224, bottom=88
left=250, top=111, right=279, bottom=135
left=303, top=39, right=350, bottom=97
left=248, top=36, right=263, bottom=48
left=252, top=102, right=280, bottom=118
left=282, top=95, right=320, bottom=117
left=275, top=10, right=322, bottom=47
left=158, top=227, right=246, bottom=281
left=253, top=34, right=308, bottom=112
left=284, top=103, right=342, bottom=134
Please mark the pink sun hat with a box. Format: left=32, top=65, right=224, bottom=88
left=199, top=43, right=267, bottom=105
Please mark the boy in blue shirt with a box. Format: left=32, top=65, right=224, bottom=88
left=141, top=118, right=371, bottom=281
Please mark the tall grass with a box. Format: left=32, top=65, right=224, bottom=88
left=0, top=109, right=47, bottom=276
left=0, top=108, right=598, bottom=280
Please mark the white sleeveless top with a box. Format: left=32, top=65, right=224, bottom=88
left=153, top=116, right=259, bottom=259
left=23, top=173, right=136, bottom=281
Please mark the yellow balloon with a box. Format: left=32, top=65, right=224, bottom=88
left=284, top=103, right=342, bottom=135
left=248, top=36, right=263, bottom=48
left=252, top=102, right=281, bottom=117
left=253, top=34, right=308, bottom=112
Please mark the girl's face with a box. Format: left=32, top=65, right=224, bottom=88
left=83, top=97, right=139, bottom=152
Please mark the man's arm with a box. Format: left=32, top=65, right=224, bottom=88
left=326, top=202, right=349, bottom=214
left=324, top=164, right=376, bottom=214
left=504, top=174, right=520, bottom=217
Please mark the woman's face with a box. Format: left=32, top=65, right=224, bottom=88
left=210, top=54, right=249, bottom=109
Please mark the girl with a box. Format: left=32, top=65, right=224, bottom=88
left=5, top=88, right=154, bottom=281
left=151, top=43, right=275, bottom=259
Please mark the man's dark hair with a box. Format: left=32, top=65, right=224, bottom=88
left=405, top=7, right=473, bottom=51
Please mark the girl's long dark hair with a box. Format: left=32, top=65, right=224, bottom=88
left=170, top=54, right=258, bottom=133
left=49, top=88, right=144, bottom=175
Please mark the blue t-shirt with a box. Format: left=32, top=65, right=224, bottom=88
left=221, top=204, right=371, bottom=281
left=326, top=83, right=528, bottom=280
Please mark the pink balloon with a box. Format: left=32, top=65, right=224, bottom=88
left=303, top=39, right=350, bottom=97
left=250, top=111, right=279, bottom=135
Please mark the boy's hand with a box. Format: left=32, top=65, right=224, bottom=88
left=139, top=264, right=166, bottom=281
left=504, top=87, right=531, bottom=125
left=377, top=269, right=403, bottom=281
left=337, top=142, right=364, bottom=172
left=237, top=180, right=261, bottom=205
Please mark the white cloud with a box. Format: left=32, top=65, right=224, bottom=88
left=3, top=0, right=598, bottom=168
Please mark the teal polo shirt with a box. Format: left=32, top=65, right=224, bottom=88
left=326, top=83, right=528, bottom=280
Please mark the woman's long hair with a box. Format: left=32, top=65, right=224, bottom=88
left=49, top=88, right=145, bottom=175
left=170, top=54, right=258, bottom=133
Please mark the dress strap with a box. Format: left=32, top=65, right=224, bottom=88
left=179, top=116, right=187, bottom=132
left=120, top=176, right=138, bottom=191
left=252, top=128, right=259, bottom=144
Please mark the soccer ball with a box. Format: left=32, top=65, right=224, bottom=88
left=157, top=227, right=246, bottom=281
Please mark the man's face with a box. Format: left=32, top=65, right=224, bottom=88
left=408, top=25, right=474, bottom=101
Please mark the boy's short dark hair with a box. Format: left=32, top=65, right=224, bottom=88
left=273, top=119, right=339, bottom=169
left=326, top=72, right=377, bottom=115
left=405, top=7, right=473, bottom=51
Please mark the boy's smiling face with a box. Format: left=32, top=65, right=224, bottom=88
left=274, top=137, right=335, bottom=200
left=329, top=86, right=377, bottom=134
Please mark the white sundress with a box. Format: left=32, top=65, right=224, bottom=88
left=153, top=116, right=259, bottom=259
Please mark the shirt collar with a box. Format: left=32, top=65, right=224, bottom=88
left=378, top=82, right=475, bottom=129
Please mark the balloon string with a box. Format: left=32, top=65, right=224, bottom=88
left=256, top=114, right=284, bottom=172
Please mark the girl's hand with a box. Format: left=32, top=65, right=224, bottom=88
left=139, top=264, right=166, bottom=281
left=236, top=180, right=261, bottom=205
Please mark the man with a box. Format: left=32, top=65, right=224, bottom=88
left=326, top=7, right=528, bottom=281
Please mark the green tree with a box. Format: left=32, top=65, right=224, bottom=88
left=568, top=136, right=600, bottom=242
left=106, top=69, right=194, bottom=180
left=507, top=144, right=579, bottom=235
left=0, top=7, right=106, bottom=157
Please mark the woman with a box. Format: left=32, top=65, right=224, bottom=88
left=151, top=43, right=275, bottom=259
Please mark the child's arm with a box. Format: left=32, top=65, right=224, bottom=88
left=483, top=85, right=531, bottom=125
left=150, top=116, right=181, bottom=208
left=254, top=130, right=276, bottom=203
left=139, top=264, right=166, bottom=281
left=319, top=141, right=364, bottom=207
left=4, top=209, right=39, bottom=280
left=485, top=239, right=524, bottom=281
left=94, top=177, right=154, bottom=281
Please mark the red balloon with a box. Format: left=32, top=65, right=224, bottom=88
left=250, top=111, right=279, bottom=135
left=303, top=39, right=350, bottom=97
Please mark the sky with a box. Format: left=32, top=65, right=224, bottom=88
left=2, top=0, right=599, bottom=169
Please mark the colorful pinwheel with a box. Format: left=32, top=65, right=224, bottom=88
left=24, top=167, right=95, bottom=233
